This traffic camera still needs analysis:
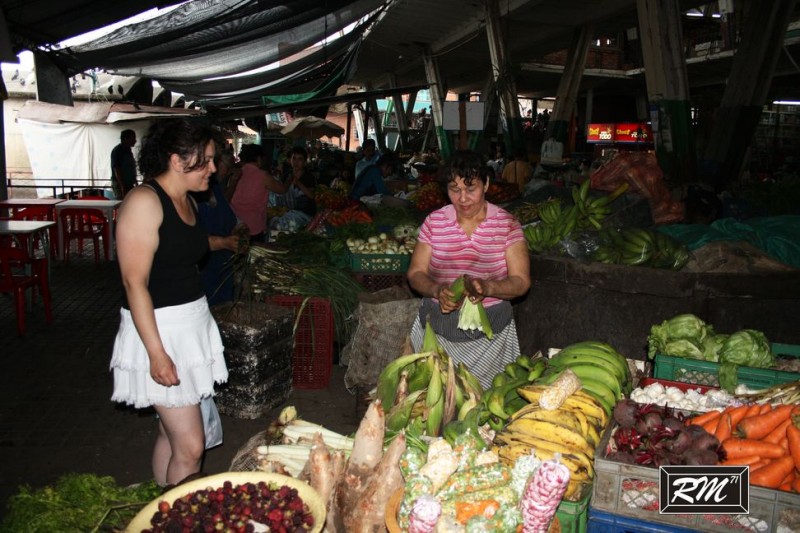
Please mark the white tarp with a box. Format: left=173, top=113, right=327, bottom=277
left=19, top=118, right=152, bottom=198
left=15, top=100, right=199, bottom=198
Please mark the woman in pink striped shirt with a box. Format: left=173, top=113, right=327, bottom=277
left=407, top=152, right=531, bottom=388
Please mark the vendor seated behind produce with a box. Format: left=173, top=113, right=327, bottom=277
left=270, top=146, right=318, bottom=231
left=349, top=151, right=395, bottom=199
left=407, top=151, right=531, bottom=389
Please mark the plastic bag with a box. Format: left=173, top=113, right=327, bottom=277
left=201, top=396, right=223, bottom=449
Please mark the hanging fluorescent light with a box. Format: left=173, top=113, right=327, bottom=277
left=773, top=100, right=800, bottom=105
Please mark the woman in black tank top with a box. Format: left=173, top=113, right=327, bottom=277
left=110, top=119, right=240, bottom=487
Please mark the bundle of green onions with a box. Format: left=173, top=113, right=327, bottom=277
left=245, top=245, right=364, bottom=343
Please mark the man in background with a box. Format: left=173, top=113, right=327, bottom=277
left=111, top=129, right=138, bottom=199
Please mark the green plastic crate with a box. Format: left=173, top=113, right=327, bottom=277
left=349, top=252, right=410, bottom=273
left=653, top=342, right=800, bottom=389
left=555, top=485, right=591, bottom=533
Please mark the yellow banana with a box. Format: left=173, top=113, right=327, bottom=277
left=504, top=418, right=595, bottom=457
left=494, top=432, right=594, bottom=477
left=508, top=407, right=583, bottom=434
left=517, top=386, right=607, bottom=424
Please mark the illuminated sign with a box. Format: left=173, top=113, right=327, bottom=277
left=586, top=123, right=653, bottom=143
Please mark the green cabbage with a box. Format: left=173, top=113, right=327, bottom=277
left=647, top=314, right=711, bottom=359
left=719, top=329, right=773, bottom=368
left=662, top=338, right=705, bottom=360
left=718, top=362, right=739, bottom=393
left=702, top=334, right=728, bottom=362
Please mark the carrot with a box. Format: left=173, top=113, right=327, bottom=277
left=714, top=413, right=733, bottom=442
left=727, top=404, right=752, bottom=428
left=744, top=404, right=762, bottom=418
left=736, top=404, right=794, bottom=440
left=722, top=438, right=787, bottom=459
left=751, top=459, right=770, bottom=471
left=764, top=418, right=793, bottom=444
left=787, top=423, right=800, bottom=471
left=779, top=481, right=793, bottom=492
left=780, top=471, right=796, bottom=486
left=688, top=409, right=722, bottom=427
left=750, top=456, right=795, bottom=489
left=759, top=404, right=773, bottom=415
left=720, top=454, right=760, bottom=466
left=793, top=477, right=800, bottom=493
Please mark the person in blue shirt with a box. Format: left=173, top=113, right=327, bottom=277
left=349, top=152, right=396, bottom=199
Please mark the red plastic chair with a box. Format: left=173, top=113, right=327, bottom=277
left=12, top=206, right=57, bottom=257
left=59, top=207, right=109, bottom=263
left=79, top=195, right=117, bottom=222
left=0, top=246, right=52, bottom=336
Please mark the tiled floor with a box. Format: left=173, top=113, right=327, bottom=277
left=0, top=244, right=360, bottom=518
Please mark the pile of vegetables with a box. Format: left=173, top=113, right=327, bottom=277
left=687, top=403, right=800, bottom=492
left=0, top=473, right=161, bottom=532
left=607, top=400, right=724, bottom=467
left=647, top=314, right=776, bottom=392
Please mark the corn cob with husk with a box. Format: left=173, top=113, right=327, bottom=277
left=449, top=275, right=494, bottom=340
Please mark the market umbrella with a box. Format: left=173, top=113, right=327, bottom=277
left=280, top=115, right=344, bottom=140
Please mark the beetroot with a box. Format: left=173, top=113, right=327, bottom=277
left=683, top=424, right=708, bottom=440
left=662, top=417, right=683, bottom=432
left=665, top=430, right=692, bottom=455
left=691, top=433, right=720, bottom=452
left=635, top=411, right=663, bottom=435
left=613, top=399, right=640, bottom=429
left=606, top=451, right=636, bottom=464
left=683, top=448, right=718, bottom=465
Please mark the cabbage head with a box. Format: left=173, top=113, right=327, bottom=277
left=702, top=334, right=728, bottom=362
left=647, top=314, right=711, bottom=359
left=662, top=339, right=705, bottom=360
left=719, top=329, right=773, bottom=368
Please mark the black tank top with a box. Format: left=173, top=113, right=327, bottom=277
left=122, top=180, right=209, bottom=309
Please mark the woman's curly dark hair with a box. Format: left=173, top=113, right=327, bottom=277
left=137, top=119, right=218, bottom=180
left=441, top=150, right=492, bottom=186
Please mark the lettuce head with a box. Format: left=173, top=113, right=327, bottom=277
left=719, top=329, right=773, bottom=368
left=702, top=334, right=728, bottom=362
left=647, top=314, right=711, bottom=359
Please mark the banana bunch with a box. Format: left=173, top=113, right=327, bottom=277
left=510, top=202, right=540, bottom=225
left=544, top=341, right=631, bottom=416
left=571, top=180, right=629, bottom=231
left=376, top=322, right=484, bottom=440
left=478, top=354, right=547, bottom=431
left=523, top=182, right=629, bottom=255
left=493, top=385, right=609, bottom=501
left=593, top=227, right=690, bottom=270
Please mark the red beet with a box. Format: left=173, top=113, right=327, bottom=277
left=613, top=399, right=640, bottom=429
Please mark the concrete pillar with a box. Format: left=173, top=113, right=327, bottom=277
left=422, top=47, right=453, bottom=159
left=0, top=83, right=7, bottom=201
left=485, top=0, right=523, bottom=155
left=702, top=0, right=797, bottom=190
left=546, top=24, right=594, bottom=148
left=637, top=0, right=694, bottom=186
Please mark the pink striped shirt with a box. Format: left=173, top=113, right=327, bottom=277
left=417, top=202, right=524, bottom=307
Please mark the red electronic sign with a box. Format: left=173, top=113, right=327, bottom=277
left=586, top=123, right=614, bottom=143
left=586, top=122, right=653, bottom=144
left=614, top=123, right=652, bottom=143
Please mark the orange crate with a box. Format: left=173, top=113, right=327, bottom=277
left=265, top=295, right=333, bottom=389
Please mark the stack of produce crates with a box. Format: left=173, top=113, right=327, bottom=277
left=349, top=252, right=410, bottom=292
left=265, top=295, right=334, bottom=389
left=589, top=342, right=800, bottom=532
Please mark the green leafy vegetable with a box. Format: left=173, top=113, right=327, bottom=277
left=662, top=338, right=704, bottom=360
left=702, top=334, right=729, bottom=362
left=719, top=329, right=774, bottom=368
left=719, top=362, right=739, bottom=393
left=647, top=314, right=712, bottom=359
left=0, top=473, right=160, bottom=533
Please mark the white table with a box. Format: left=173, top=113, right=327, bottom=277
left=55, top=199, right=122, bottom=261
left=0, top=220, right=57, bottom=304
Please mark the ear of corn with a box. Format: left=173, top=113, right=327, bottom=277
left=458, top=299, right=494, bottom=340
left=448, top=276, right=466, bottom=303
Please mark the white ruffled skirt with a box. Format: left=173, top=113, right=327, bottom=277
left=110, top=297, right=228, bottom=408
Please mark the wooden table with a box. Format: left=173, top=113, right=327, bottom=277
left=0, top=220, right=57, bottom=304
left=55, top=199, right=122, bottom=261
